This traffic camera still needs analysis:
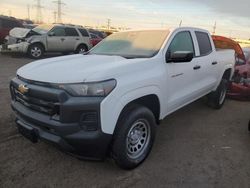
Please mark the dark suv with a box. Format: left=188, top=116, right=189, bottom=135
left=0, top=16, right=23, bottom=44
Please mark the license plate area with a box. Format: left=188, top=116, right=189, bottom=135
left=17, top=121, right=38, bottom=143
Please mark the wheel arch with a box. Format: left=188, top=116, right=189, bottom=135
left=100, top=85, right=164, bottom=135
left=75, top=43, right=88, bottom=51
left=28, top=42, right=45, bottom=52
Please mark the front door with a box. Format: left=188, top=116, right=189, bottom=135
left=47, top=26, right=66, bottom=52
left=165, top=31, right=201, bottom=112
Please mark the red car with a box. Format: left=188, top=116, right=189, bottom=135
left=90, top=33, right=103, bottom=47
left=0, top=16, right=23, bottom=44
left=212, top=35, right=250, bottom=100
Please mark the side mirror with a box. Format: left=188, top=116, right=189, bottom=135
left=166, top=51, right=194, bottom=63
left=48, top=32, right=55, bottom=37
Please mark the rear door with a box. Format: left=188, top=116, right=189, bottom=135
left=47, top=26, right=66, bottom=51
left=165, top=30, right=201, bottom=112
left=194, top=31, right=218, bottom=91
left=64, top=27, right=80, bottom=51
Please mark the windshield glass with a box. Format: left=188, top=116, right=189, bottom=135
left=32, top=24, right=54, bottom=34
left=90, top=30, right=169, bottom=58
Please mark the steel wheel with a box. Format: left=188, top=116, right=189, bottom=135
left=126, top=119, right=151, bottom=159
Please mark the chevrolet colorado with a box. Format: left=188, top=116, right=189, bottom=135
left=10, top=27, right=235, bottom=169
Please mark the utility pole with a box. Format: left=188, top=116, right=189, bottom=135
left=179, top=20, right=182, bottom=27
left=53, top=0, right=65, bottom=23
left=27, top=5, right=30, bottom=20
left=34, top=0, right=43, bottom=24
left=53, top=11, right=57, bottom=23
left=212, top=21, right=217, bottom=35
left=107, top=19, right=111, bottom=30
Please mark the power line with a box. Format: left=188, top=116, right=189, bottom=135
left=53, top=0, right=65, bottom=23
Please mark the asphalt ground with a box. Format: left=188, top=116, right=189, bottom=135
left=0, top=53, right=250, bottom=188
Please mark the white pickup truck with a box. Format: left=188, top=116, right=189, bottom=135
left=10, top=27, right=235, bottom=169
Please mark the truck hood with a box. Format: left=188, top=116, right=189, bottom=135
left=17, top=54, right=148, bottom=83
left=9, top=27, right=31, bottom=38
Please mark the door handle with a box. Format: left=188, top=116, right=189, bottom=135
left=76, top=38, right=80, bottom=40
left=193, top=65, right=201, bottom=70
left=61, top=38, right=65, bottom=42
left=212, top=61, right=218, bottom=65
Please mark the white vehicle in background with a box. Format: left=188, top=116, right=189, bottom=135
left=1, top=24, right=92, bottom=59
left=10, top=27, right=235, bottom=169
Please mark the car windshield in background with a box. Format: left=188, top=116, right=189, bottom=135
left=90, top=30, right=169, bottom=58
left=32, top=24, right=54, bottom=34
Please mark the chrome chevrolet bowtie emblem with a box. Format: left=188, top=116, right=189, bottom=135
left=18, top=84, right=29, bottom=94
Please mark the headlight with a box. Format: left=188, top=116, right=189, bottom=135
left=16, top=38, right=26, bottom=43
left=57, top=79, right=116, bottom=97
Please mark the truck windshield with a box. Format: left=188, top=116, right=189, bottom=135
left=90, top=30, right=169, bottom=58
left=32, top=24, right=54, bottom=34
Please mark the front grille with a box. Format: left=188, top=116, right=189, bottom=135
left=12, top=87, right=60, bottom=116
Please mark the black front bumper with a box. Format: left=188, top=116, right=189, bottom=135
left=10, top=77, right=112, bottom=160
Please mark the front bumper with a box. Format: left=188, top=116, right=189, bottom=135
left=0, top=42, right=29, bottom=53
left=10, top=77, right=112, bottom=160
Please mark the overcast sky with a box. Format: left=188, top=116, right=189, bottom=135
left=0, top=0, right=250, bottom=39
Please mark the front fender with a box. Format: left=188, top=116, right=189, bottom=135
left=100, top=85, right=164, bottom=134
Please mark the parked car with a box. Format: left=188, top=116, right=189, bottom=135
left=89, top=33, right=102, bottom=46
left=0, top=24, right=92, bottom=59
left=212, top=36, right=250, bottom=100
left=10, top=27, right=235, bottom=169
left=0, top=16, right=23, bottom=44
left=88, top=29, right=107, bottom=38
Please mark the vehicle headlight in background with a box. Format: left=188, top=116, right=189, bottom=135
left=58, top=79, right=116, bottom=97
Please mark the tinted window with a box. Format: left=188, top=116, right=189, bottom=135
left=50, top=27, right=65, bottom=36
left=195, top=31, right=212, bottom=56
left=65, top=27, right=79, bottom=36
left=168, top=31, right=194, bottom=53
left=79, top=29, right=89, bottom=37
left=91, top=34, right=97, bottom=39
left=2, top=19, right=21, bottom=28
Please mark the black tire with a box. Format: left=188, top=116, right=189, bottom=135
left=207, top=79, right=228, bottom=109
left=28, top=43, right=44, bottom=59
left=111, top=105, right=156, bottom=169
left=75, top=44, right=88, bottom=54
left=248, top=120, right=250, bottom=132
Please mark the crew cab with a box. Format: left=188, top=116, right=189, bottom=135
left=1, top=24, right=92, bottom=59
left=10, top=27, right=235, bottom=169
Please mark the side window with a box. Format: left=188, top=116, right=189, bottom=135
left=65, top=27, right=79, bottom=37
left=168, top=31, right=194, bottom=54
left=50, top=27, right=66, bottom=36
left=91, top=34, right=97, bottom=39
left=2, top=20, right=12, bottom=28
left=195, top=31, right=212, bottom=56
left=79, top=29, right=89, bottom=37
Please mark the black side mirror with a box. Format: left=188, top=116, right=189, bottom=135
left=166, top=51, right=194, bottom=63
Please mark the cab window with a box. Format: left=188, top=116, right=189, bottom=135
left=168, top=31, right=194, bottom=54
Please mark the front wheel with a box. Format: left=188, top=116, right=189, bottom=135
left=28, top=43, right=44, bottom=59
left=207, top=79, right=228, bottom=109
left=111, top=105, right=156, bottom=169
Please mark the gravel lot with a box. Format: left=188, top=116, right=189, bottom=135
left=0, top=53, right=250, bottom=188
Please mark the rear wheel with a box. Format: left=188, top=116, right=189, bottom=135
left=207, top=79, right=228, bottom=109
left=75, top=45, right=88, bottom=54
left=111, top=105, right=156, bottom=169
left=28, top=43, right=44, bottom=59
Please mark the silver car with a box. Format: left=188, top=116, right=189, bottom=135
left=1, top=24, right=92, bottom=59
